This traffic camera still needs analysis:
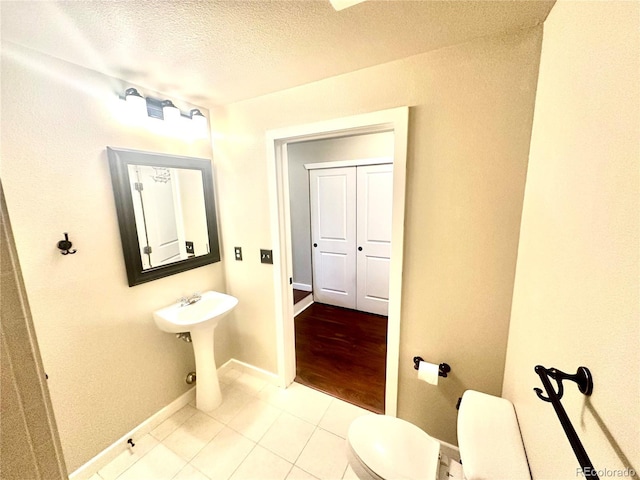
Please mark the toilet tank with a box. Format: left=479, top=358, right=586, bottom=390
left=457, top=390, right=531, bottom=480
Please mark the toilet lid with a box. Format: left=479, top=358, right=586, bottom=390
left=348, top=415, right=440, bottom=480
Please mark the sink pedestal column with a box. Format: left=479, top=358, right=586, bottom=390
left=190, top=325, right=222, bottom=412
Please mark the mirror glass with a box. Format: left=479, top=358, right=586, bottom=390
left=107, top=147, right=220, bottom=286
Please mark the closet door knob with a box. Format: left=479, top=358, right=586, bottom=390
left=358, top=246, right=363, bottom=251
left=313, top=243, right=318, bottom=247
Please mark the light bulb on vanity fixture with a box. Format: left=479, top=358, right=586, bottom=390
left=124, top=87, right=144, bottom=105
left=190, top=109, right=208, bottom=136
left=161, top=100, right=181, bottom=124
left=124, top=88, right=147, bottom=117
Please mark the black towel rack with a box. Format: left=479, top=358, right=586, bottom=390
left=534, top=365, right=598, bottom=480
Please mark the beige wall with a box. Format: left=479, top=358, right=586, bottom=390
left=0, top=43, right=229, bottom=471
left=502, top=1, right=640, bottom=478
left=218, top=27, right=543, bottom=444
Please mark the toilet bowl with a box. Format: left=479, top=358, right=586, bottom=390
left=347, top=414, right=440, bottom=480
left=346, top=390, right=531, bottom=480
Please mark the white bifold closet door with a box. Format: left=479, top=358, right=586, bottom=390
left=309, top=164, right=393, bottom=316
left=355, top=164, right=393, bottom=315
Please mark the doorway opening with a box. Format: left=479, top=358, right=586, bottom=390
left=295, top=302, right=387, bottom=413
left=266, top=107, right=409, bottom=416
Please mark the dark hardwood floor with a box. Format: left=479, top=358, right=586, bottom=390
left=293, top=289, right=312, bottom=304
left=294, top=302, right=387, bottom=413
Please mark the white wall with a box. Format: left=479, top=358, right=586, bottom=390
left=287, top=132, right=394, bottom=287
left=218, top=26, right=542, bottom=444
left=502, top=1, right=639, bottom=478
left=0, top=43, right=230, bottom=471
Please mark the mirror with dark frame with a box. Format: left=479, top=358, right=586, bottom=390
left=107, top=147, right=220, bottom=286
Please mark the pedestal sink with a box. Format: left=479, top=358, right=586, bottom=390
left=153, top=291, right=238, bottom=411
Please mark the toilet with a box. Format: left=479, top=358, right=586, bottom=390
left=346, top=390, right=531, bottom=480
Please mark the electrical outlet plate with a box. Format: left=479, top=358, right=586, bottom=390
left=260, top=249, right=273, bottom=264
left=234, top=246, right=243, bottom=261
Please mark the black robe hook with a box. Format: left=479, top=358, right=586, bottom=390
left=57, top=233, right=76, bottom=255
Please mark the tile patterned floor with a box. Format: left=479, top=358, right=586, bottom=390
left=88, top=366, right=371, bottom=480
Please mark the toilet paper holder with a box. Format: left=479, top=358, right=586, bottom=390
left=413, top=356, right=451, bottom=378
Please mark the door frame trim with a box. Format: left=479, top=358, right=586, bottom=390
left=304, top=156, right=392, bottom=171
left=266, top=107, right=409, bottom=416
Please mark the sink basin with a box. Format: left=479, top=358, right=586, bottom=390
left=153, top=291, right=238, bottom=333
left=153, top=291, right=238, bottom=411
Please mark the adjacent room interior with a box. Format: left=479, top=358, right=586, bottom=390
left=1, top=1, right=637, bottom=479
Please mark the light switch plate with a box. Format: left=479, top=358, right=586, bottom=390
left=260, top=249, right=273, bottom=264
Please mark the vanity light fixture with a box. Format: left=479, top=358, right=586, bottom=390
left=124, top=87, right=147, bottom=118
left=190, top=109, right=208, bottom=134
left=120, top=88, right=208, bottom=130
left=124, top=88, right=145, bottom=107
left=190, top=108, right=207, bottom=125
left=161, top=99, right=181, bottom=124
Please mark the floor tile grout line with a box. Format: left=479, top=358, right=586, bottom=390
left=160, top=403, right=243, bottom=471
left=168, top=461, right=211, bottom=480
left=253, top=409, right=311, bottom=467
left=220, top=401, right=336, bottom=475
left=291, top=460, right=321, bottom=480
left=224, top=402, right=284, bottom=444
left=151, top=404, right=200, bottom=442
left=224, top=440, right=258, bottom=480
left=111, top=441, right=160, bottom=480
left=283, top=462, right=296, bottom=480
left=184, top=385, right=283, bottom=480
left=340, top=462, right=350, bottom=480
left=104, top=368, right=354, bottom=480
left=110, top=449, right=143, bottom=480
left=160, top=408, right=230, bottom=463
left=188, top=463, right=213, bottom=480
left=288, top=424, right=323, bottom=472
left=162, top=436, right=206, bottom=466
left=316, top=396, right=336, bottom=427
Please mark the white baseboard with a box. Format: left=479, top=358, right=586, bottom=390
left=292, top=282, right=312, bottom=292
left=70, top=359, right=280, bottom=480
left=293, top=294, right=314, bottom=316
left=69, top=387, right=195, bottom=480
left=217, top=358, right=280, bottom=386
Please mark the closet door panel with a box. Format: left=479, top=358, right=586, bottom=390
left=310, top=168, right=357, bottom=309
left=356, top=164, right=393, bottom=315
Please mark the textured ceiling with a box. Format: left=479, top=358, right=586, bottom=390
left=0, top=0, right=554, bottom=107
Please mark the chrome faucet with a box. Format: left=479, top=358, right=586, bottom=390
left=179, top=293, right=202, bottom=307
